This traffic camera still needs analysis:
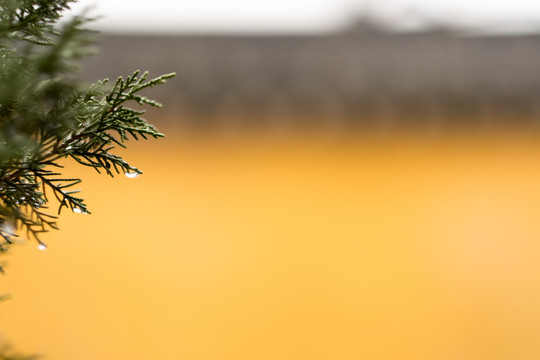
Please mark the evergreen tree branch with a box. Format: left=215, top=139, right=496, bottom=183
left=0, top=0, right=175, bottom=267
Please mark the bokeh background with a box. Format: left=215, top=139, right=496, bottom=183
left=3, top=1, right=540, bottom=359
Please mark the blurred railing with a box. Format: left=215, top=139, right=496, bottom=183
left=82, top=25, right=540, bottom=131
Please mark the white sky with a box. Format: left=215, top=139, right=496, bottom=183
left=66, top=0, right=540, bottom=35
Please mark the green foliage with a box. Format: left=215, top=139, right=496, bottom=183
left=0, top=346, right=39, bottom=360
left=0, top=0, right=175, bottom=270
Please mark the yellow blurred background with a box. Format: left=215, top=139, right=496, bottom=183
left=5, top=1, right=540, bottom=358
left=2, top=129, right=540, bottom=359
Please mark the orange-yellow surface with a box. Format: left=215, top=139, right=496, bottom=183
left=2, top=131, right=540, bottom=359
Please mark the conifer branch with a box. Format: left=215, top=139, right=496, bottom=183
left=0, top=0, right=175, bottom=271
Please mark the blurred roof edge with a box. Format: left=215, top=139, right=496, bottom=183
left=93, top=17, right=540, bottom=39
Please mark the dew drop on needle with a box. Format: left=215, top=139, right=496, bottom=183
left=125, top=171, right=140, bottom=179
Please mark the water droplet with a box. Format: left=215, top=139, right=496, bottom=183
left=73, top=207, right=87, bottom=214
left=37, top=242, right=47, bottom=250
left=1, top=223, right=15, bottom=235
left=125, top=171, right=140, bottom=179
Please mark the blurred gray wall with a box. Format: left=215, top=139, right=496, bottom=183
left=82, top=23, right=540, bottom=130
